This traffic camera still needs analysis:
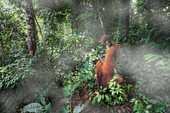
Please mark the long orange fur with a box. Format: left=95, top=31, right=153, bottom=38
left=96, top=35, right=123, bottom=92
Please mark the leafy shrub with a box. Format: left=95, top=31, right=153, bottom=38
left=91, top=75, right=129, bottom=105
left=60, top=42, right=102, bottom=112
left=0, top=2, right=27, bottom=66
left=21, top=93, right=52, bottom=113
left=0, top=58, right=35, bottom=89
left=130, top=97, right=152, bottom=113
left=61, top=67, right=95, bottom=112
left=144, top=53, right=170, bottom=72
left=130, top=81, right=168, bottom=113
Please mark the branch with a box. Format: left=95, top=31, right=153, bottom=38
left=34, top=16, right=43, bottom=39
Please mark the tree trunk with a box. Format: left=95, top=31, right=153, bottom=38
left=24, top=0, right=37, bottom=58
left=121, top=0, right=130, bottom=42
left=97, top=0, right=108, bottom=35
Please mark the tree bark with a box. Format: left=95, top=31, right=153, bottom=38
left=24, top=0, right=37, bottom=58
left=122, top=0, right=130, bottom=42
left=97, top=0, right=108, bottom=35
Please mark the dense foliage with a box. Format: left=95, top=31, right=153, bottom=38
left=0, top=1, right=27, bottom=66
left=0, top=0, right=169, bottom=113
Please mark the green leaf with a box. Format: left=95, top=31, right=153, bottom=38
left=105, top=95, right=110, bottom=102
left=60, top=98, right=70, bottom=104
left=73, top=103, right=88, bottom=113
left=143, top=98, right=148, bottom=105
left=21, top=103, right=43, bottom=113
left=156, top=99, right=164, bottom=106
left=72, top=82, right=80, bottom=91
left=109, top=82, right=114, bottom=88
left=102, top=95, right=104, bottom=99
left=100, top=86, right=103, bottom=89
left=88, top=71, right=93, bottom=76
left=156, top=106, right=165, bottom=111
left=94, top=91, right=99, bottom=95
left=149, top=99, right=157, bottom=104
left=64, top=74, right=70, bottom=78
left=40, top=96, right=46, bottom=106
left=138, top=103, right=143, bottom=112
left=114, top=100, right=117, bottom=105
left=118, top=96, right=123, bottom=101
left=144, top=54, right=162, bottom=64
left=98, top=95, right=102, bottom=102
left=81, top=69, right=86, bottom=74
left=144, top=54, right=156, bottom=60
left=89, top=97, right=92, bottom=101
left=85, top=45, right=90, bottom=48
left=155, top=59, right=166, bottom=67
left=103, top=87, right=107, bottom=91
left=146, top=105, right=152, bottom=110
left=113, top=81, right=117, bottom=86
left=145, top=110, right=149, bottom=113
left=45, top=102, right=51, bottom=111
left=0, top=67, right=7, bottom=73
left=133, top=100, right=138, bottom=111
left=62, top=87, right=71, bottom=96
left=111, top=90, right=115, bottom=96
left=85, top=61, right=89, bottom=70
left=0, top=81, right=3, bottom=89
left=92, top=97, right=97, bottom=104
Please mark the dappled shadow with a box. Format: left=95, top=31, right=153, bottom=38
left=0, top=61, right=64, bottom=112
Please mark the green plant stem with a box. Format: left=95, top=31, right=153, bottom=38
left=70, top=75, right=72, bottom=113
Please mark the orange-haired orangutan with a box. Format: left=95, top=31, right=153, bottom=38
left=96, top=35, right=123, bottom=93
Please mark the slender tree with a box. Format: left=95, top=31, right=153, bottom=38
left=24, top=0, right=37, bottom=58
left=121, top=0, right=130, bottom=42
left=97, top=0, right=108, bottom=35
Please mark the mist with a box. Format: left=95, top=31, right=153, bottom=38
left=0, top=0, right=169, bottom=112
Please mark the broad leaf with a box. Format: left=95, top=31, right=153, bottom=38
left=21, top=103, right=43, bottom=113
left=73, top=103, right=88, bottom=113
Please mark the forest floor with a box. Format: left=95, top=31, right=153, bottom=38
left=0, top=61, right=138, bottom=113
left=0, top=48, right=153, bottom=113
left=71, top=76, right=138, bottom=113
left=0, top=62, right=64, bottom=112
left=0, top=45, right=169, bottom=113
